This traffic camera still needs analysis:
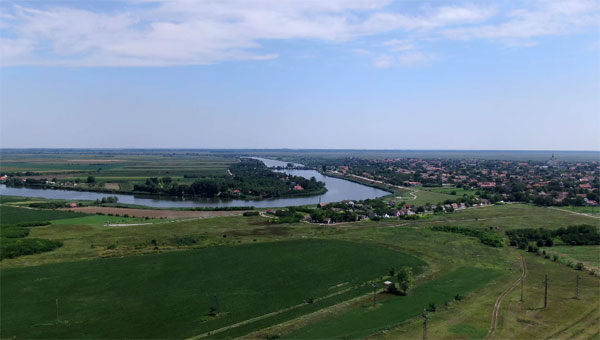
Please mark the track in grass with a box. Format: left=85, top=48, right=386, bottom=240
left=484, top=255, right=527, bottom=340
left=286, top=267, right=503, bottom=339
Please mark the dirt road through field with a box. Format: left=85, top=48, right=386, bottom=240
left=485, top=255, right=527, bottom=340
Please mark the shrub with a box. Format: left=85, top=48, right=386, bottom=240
left=427, top=302, right=437, bottom=312
left=431, top=226, right=504, bottom=247
left=0, top=238, right=63, bottom=260
left=575, top=262, right=584, bottom=271
left=454, top=294, right=463, bottom=301
left=552, top=254, right=559, bottom=261
left=243, top=211, right=260, bottom=217
left=107, top=244, right=117, bottom=250
left=16, top=221, right=51, bottom=227
left=0, top=227, right=30, bottom=239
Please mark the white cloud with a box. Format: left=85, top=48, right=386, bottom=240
left=383, top=39, right=415, bottom=52
left=443, top=0, right=600, bottom=42
left=373, top=54, right=395, bottom=68
left=0, top=0, right=597, bottom=67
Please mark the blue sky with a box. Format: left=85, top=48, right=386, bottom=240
left=1, top=0, right=599, bottom=150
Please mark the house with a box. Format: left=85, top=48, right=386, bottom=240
left=69, top=203, right=77, bottom=208
left=480, top=182, right=496, bottom=188
left=293, top=185, right=304, bottom=191
left=0, top=175, right=7, bottom=181
left=451, top=203, right=459, bottom=209
left=232, top=189, right=241, bottom=194
left=579, top=183, right=592, bottom=189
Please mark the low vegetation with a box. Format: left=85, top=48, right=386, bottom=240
left=431, top=225, right=504, bottom=247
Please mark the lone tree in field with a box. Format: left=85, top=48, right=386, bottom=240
left=397, top=266, right=414, bottom=295
left=86, top=176, right=96, bottom=184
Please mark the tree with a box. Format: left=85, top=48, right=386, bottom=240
left=86, top=176, right=96, bottom=183
left=397, top=266, right=414, bottom=295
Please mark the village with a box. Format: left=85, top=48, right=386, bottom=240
left=322, top=154, right=599, bottom=207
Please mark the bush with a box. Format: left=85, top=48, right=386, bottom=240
left=243, top=211, right=260, bottom=217
left=0, top=227, right=30, bottom=239
left=575, top=262, right=584, bottom=271
left=16, top=221, right=51, bottom=227
left=431, top=226, right=504, bottom=247
left=0, top=238, right=63, bottom=260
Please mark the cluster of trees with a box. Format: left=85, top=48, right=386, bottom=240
left=507, top=225, right=599, bottom=248
left=555, top=225, right=600, bottom=245
left=267, top=208, right=305, bottom=224
left=0, top=222, right=62, bottom=260
left=0, top=238, right=63, bottom=260
left=132, top=159, right=326, bottom=198
left=386, top=266, right=414, bottom=295
left=94, top=196, right=119, bottom=204
left=506, top=228, right=554, bottom=249
left=29, top=202, right=72, bottom=209
left=309, top=207, right=358, bottom=223
left=432, top=226, right=504, bottom=247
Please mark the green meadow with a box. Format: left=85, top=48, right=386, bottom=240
left=0, top=239, right=424, bottom=339
left=286, top=267, right=502, bottom=339
left=0, top=192, right=598, bottom=339
left=0, top=205, right=88, bottom=224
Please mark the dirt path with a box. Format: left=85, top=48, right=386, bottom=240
left=548, top=207, right=599, bottom=219
left=485, top=255, right=527, bottom=340
left=186, top=285, right=362, bottom=340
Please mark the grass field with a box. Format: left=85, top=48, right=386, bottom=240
left=0, top=205, right=88, bottom=224
left=0, top=151, right=236, bottom=196
left=545, top=245, right=600, bottom=272
left=390, top=188, right=456, bottom=206
left=50, top=214, right=159, bottom=226
left=426, top=187, right=478, bottom=196
left=0, top=239, right=425, bottom=339
left=286, top=267, right=502, bottom=339
left=1, top=199, right=598, bottom=339
left=559, top=205, right=600, bottom=216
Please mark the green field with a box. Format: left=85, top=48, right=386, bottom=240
left=426, top=187, right=478, bottom=196
left=0, top=205, right=88, bottom=224
left=1, top=191, right=598, bottom=339
left=287, top=267, right=502, bottom=339
left=50, top=215, right=160, bottom=226
left=546, top=245, right=600, bottom=270
left=390, top=188, right=456, bottom=206
left=0, top=239, right=425, bottom=339
left=559, top=206, right=600, bottom=216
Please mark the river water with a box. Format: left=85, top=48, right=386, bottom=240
left=0, top=158, right=390, bottom=208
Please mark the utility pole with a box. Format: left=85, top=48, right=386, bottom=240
left=372, top=283, right=377, bottom=306
left=214, top=293, right=220, bottom=313
left=576, top=275, right=580, bottom=300
left=56, top=298, right=59, bottom=323
left=544, top=275, right=549, bottom=309
left=422, top=310, right=429, bottom=340
left=520, top=277, right=524, bottom=302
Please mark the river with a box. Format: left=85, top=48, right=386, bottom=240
left=0, top=158, right=390, bottom=208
